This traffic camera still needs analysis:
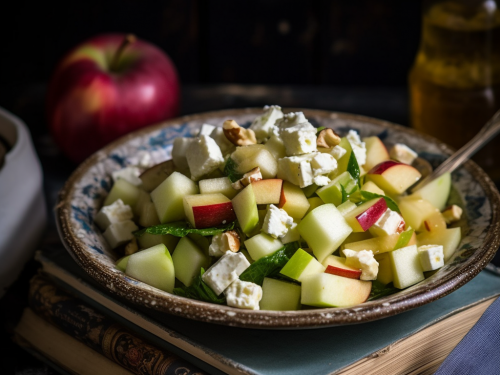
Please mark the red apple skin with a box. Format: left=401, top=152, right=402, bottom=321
left=325, top=265, right=362, bottom=279
left=192, top=202, right=236, bottom=228
left=367, top=160, right=401, bottom=175
left=47, top=34, right=180, bottom=163
left=356, top=198, right=387, bottom=231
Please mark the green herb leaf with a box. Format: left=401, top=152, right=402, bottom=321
left=346, top=149, right=361, bottom=187
left=133, top=221, right=235, bottom=238
left=360, top=191, right=401, bottom=213
left=173, top=268, right=226, bottom=304
left=393, top=228, right=415, bottom=250
left=368, top=281, right=399, bottom=301
left=340, top=184, right=348, bottom=203
left=223, top=157, right=243, bottom=183
left=316, top=126, right=326, bottom=133
left=239, top=241, right=300, bottom=285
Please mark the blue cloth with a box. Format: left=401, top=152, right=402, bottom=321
left=435, top=297, right=500, bottom=375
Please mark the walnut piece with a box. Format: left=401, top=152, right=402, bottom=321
left=442, top=205, right=463, bottom=224
left=223, top=119, right=257, bottom=146
left=222, top=230, right=240, bottom=252
left=316, top=128, right=341, bottom=149
left=124, top=238, right=139, bottom=255
left=232, top=167, right=263, bottom=190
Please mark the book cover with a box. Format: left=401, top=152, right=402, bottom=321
left=36, top=247, right=500, bottom=375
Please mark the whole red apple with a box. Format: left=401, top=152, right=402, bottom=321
left=47, top=34, right=180, bottom=163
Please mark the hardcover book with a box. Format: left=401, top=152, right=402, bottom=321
left=29, top=246, right=500, bottom=375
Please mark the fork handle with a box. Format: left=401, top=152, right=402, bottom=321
left=410, top=108, right=500, bottom=193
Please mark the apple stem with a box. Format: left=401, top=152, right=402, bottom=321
left=110, top=34, right=137, bottom=72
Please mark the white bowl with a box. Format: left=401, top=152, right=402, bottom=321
left=0, top=107, right=47, bottom=297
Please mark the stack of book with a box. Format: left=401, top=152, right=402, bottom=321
left=11, top=246, right=500, bottom=375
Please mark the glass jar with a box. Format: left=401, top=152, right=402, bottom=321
left=409, top=0, right=500, bottom=183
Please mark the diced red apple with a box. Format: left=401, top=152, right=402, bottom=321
left=366, top=161, right=421, bottom=195
left=343, top=197, right=388, bottom=232
left=251, top=179, right=283, bottom=205
left=363, top=136, right=390, bottom=171
left=279, top=181, right=310, bottom=220
left=322, top=255, right=362, bottom=279
left=183, top=193, right=236, bottom=229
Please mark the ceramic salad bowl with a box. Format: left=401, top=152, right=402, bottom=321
left=56, top=108, right=500, bottom=329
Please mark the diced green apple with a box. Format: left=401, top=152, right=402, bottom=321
left=389, top=244, right=424, bottom=289
left=298, top=204, right=353, bottom=262
left=301, top=273, right=372, bottom=308
left=280, top=248, right=326, bottom=282
left=263, top=135, right=286, bottom=160
left=337, top=200, right=357, bottom=216
left=416, top=227, right=461, bottom=261
left=232, top=184, right=259, bottom=235
left=260, top=277, right=301, bottom=311
left=245, top=233, right=283, bottom=261
left=150, top=171, right=198, bottom=223
left=316, top=171, right=357, bottom=206
left=138, top=201, right=161, bottom=227
left=306, top=197, right=324, bottom=214
left=115, top=255, right=130, bottom=272
left=335, top=137, right=353, bottom=175
left=398, top=197, right=441, bottom=231
left=172, top=237, right=210, bottom=287
left=199, top=177, right=238, bottom=199
left=133, top=189, right=151, bottom=217
left=104, top=178, right=141, bottom=207
left=125, top=244, right=175, bottom=293
left=231, top=145, right=278, bottom=178
left=374, top=253, right=393, bottom=285
left=139, top=159, right=177, bottom=192
left=278, top=181, right=310, bottom=219
left=342, top=230, right=416, bottom=255
left=251, top=179, right=283, bottom=205
left=137, top=232, right=179, bottom=252
left=408, top=172, right=451, bottom=211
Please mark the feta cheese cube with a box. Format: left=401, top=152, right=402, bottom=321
left=225, top=279, right=262, bottom=310
left=343, top=249, right=379, bottom=281
left=198, top=123, right=216, bottom=136
left=186, top=135, right=225, bottom=181
left=418, top=244, right=444, bottom=271
left=172, top=137, right=194, bottom=172
left=281, top=123, right=318, bottom=156
left=209, top=127, right=235, bottom=156
left=328, top=145, right=347, bottom=160
left=112, top=166, right=142, bottom=186
left=103, top=220, right=138, bottom=249
left=277, top=153, right=316, bottom=188
left=202, top=252, right=250, bottom=295
left=262, top=204, right=294, bottom=239
left=310, top=153, right=337, bottom=176
left=94, top=199, right=134, bottom=230
left=275, top=111, right=309, bottom=132
left=346, top=130, right=367, bottom=166
left=369, top=209, right=405, bottom=237
left=390, top=143, right=418, bottom=165
left=250, top=105, right=284, bottom=141
left=313, top=175, right=331, bottom=186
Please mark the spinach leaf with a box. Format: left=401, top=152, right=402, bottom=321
left=223, top=157, right=243, bottom=183
left=346, top=149, right=361, bottom=187
left=133, top=221, right=235, bottom=238
left=360, top=191, right=401, bottom=213
left=340, top=184, right=348, bottom=203
left=394, top=229, right=415, bottom=250
left=368, top=281, right=399, bottom=301
left=239, top=241, right=300, bottom=285
left=173, top=268, right=226, bottom=304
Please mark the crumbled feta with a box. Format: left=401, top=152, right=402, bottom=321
left=112, top=166, right=142, bottom=186
left=277, top=153, right=316, bottom=188
left=310, top=153, right=337, bottom=176
left=202, top=252, right=250, bottom=295
left=210, top=127, right=235, bottom=155
left=280, top=123, right=318, bottom=156
left=209, top=231, right=240, bottom=257
left=262, top=204, right=294, bottom=239
left=329, top=145, right=347, bottom=160
left=343, top=249, right=379, bottom=281
left=126, top=151, right=152, bottom=169
left=418, top=245, right=444, bottom=271
left=186, top=135, right=225, bottom=181
left=313, top=175, right=331, bottom=186
left=346, top=130, right=367, bottom=166
left=198, top=123, right=216, bottom=136
left=390, top=143, right=418, bottom=165
left=275, top=111, right=309, bottom=132
left=249, top=105, right=284, bottom=141
left=280, top=221, right=300, bottom=244
left=172, top=137, right=194, bottom=172
left=103, top=220, right=138, bottom=249
left=225, top=279, right=262, bottom=310
left=370, top=209, right=405, bottom=237
left=94, top=199, right=134, bottom=230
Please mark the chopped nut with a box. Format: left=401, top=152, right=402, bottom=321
left=124, top=238, right=139, bottom=255
left=316, top=128, right=341, bottom=149
left=231, top=167, right=263, bottom=190
left=442, top=205, right=463, bottom=224
left=222, top=230, right=240, bottom=252
left=223, top=119, right=257, bottom=146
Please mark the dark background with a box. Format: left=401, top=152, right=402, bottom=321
left=0, top=0, right=422, bottom=133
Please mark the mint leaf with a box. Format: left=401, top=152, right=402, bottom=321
left=368, top=281, right=399, bottom=301
left=239, top=241, right=300, bottom=285
left=133, top=221, right=235, bottom=238
left=394, top=228, right=415, bottom=250
left=346, top=149, right=361, bottom=187
left=316, top=126, right=326, bottom=133
left=360, top=191, right=400, bottom=213
left=173, top=268, right=226, bottom=304
left=340, top=184, right=348, bottom=203
left=223, top=157, right=243, bottom=183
